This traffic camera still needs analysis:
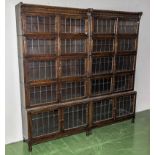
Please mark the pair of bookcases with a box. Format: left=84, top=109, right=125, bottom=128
left=16, top=3, right=142, bottom=151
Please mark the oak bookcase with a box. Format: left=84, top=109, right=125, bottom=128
left=15, top=2, right=142, bottom=151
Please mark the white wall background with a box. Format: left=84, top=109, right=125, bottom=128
left=5, top=0, right=150, bottom=144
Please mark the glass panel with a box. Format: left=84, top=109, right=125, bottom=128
left=118, top=38, right=136, bottom=51
left=93, top=39, right=114, bottom=52
left=114, top=74, right=133, bottom=92
left=92, top=57, right=112, bottom=74
left=28, top=60, right=56, bottom=81
left=93, top=99, right=113, bottom=122
left=64, top=104, right=87, bottom=129
left=61, top=59, right=85, bottom=77
left=32, top=110, right=59, bottom=137
left=61, top=81, right=85, bottom=101
left=26, top=16, right=55, bottom=33
left=61, top=39, right=85, bottom=54
left=118, top=20, right=138, bottom=34
left=61, top=17, right=85, bottom=33
left=92, top=77, right=111, bottom=95
left=27, top=39, right=55, bottom=55
left=116, top=55, right=135, bottom=71
left=116, top=95, right=134, bottom=117
left=94, top=18, right=115, bottom=33
left=30, top=84, right=56, bottom=105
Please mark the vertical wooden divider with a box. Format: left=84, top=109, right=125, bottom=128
left=56, top=15, right=64, bottom=132
left=87, top=9, right=93, bottom=130
left=132, top=92, right=137, bottom=122
left=113, top=18, right=118, bottom=120
left=132, top=17, right=141, bottom=104
left=28, top=112, right=32, bottom=151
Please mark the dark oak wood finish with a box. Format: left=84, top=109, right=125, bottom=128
left=16, top=2, right=142, bottom=151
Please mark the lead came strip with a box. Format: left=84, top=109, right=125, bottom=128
left=37, top=16, right=39, bottom=32
left=80, top=19, right=81, bottom=33
left=127, top=39, right=130, bottom=50
left=80, top=59, right=81, bottom=75
left=38, top=61, right=41, bottom=80
left=100, top=19, right=103, bottom=33
left=49, top=16, right=51, bottom=32
left=53, top=112, right=55, bottom=131
left=45, top=86, right=47, bottom=103
left=100, top=100, right=102, bottom=120
left=130, top=95, right=132, bottom=113
left=43, top=16, right=45, bottom=32
left=77, top=105, right=79, bottom=126
left=123, top=96, right=125, bottom=115
left=105, top=19, right=107, bottom=33
left=75, top=40, right=76, bottom=53
left=47, top=111, right=50, bottom=133
left=123, top=39, right=125, bottom=51
left=64, top=40, right=66, bottom=54
left=126, top=96, right=129, bottom=114
left=37, top=39, right=40, bottom=54
left=70, top=39, right=71, bottom=53
left=107, top=101, right=109, bottom=118
left=124, top=75, right=127, bottom=90
left=104, top=100, right=106, bottom=118
left=67, top=108, right=69, bottom=128
left=70, top=18, right=71, bottom=33
left=32, top=61, right=34, bottom=80
left=45, top=62, right=46, bottom=81
left=36, top=115, right=39, bottom=136
left=75, top=19, right=76, bottom=33
left=39, top=86, right=42, bottom=104
left=108, top=100, right=110, bottom=118
left=30, top=16, right=32, bottom=32
left=43, top=40, right=45, bottom=54
left=42, top=113, right=44, bottom=135
left=125, top=21, right=127, bottom=33
left=97, top=19, right=98, bottom=33
left=110, top=20, right=112, bottom=33
left=80, top=39, right=82, bottom=52
left=105, top=39, right=107, bottom=51
left=103, top=57, right=106, bottom=72
left=72, top=106, right=75, bottom=127
left=34, top=86, right=36, bottom=104
left=119, top=97, right=121, bottom=116
left=50, top=61, right=53, bottom=80
left=32, top=39, right=34, bottom=54
left=50, top=39, right=52, bottom=54
left=70, top=82, right=73, bottom=99
left=82, top=104, right=84, bottom=125
left=80, top=81, right=81, bottom=98
left=95, top=103, right=97, bottom=121
left=65, top=18, right=66, bottom=33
